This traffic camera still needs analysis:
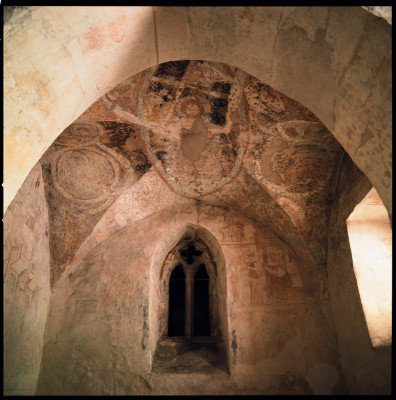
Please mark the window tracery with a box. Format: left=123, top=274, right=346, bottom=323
left=159, top=237, right=220, bottom=339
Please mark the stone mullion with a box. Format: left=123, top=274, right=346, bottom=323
left=185, top=268, right=194, bottom=339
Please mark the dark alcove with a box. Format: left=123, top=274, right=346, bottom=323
left=168, top=264, right=186, bottom=336
left=153, top=228, right=228, bottom=374
left=194, top=263, right=210, bottom=336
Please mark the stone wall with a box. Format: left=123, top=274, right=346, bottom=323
left=326, top=154, right=391, bottom=394
left=36, top=203, right=345, bottom=395
left=3, top=163, right=51, bottom=395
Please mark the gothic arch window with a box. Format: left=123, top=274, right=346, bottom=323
left=158, top=234, right=222, bottom=340
left=153, top=226, right=229, bottom=374
left=167, top=242, right=212, bottom=338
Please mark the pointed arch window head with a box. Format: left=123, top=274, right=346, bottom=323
left=170, top=264, right=185, bottom=280
left=195, top=263, right=209, bottom=279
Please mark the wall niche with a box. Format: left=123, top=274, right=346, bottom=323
left=151, top=225, right=229, bottom=374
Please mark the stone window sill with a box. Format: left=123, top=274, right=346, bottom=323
left=151, top=336, right=228, bottom=375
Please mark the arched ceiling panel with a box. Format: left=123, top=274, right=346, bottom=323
left=40, top=60, right=344, bottom=286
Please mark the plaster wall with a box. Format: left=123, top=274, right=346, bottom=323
left=4, top=7, right=392, bottom=219
left=36, top=202, right=344, bottom=395
left=3, top=163, right=51, bottom=395
left=326, top=155, right=391, bottom=394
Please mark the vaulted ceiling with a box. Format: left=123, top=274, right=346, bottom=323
left=40, top=60, right=344, bottom=286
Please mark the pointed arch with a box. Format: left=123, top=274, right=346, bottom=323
left=149, top=223, right=229, bottom=366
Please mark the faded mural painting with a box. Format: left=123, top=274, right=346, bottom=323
left=5, top=60, right=356, bottom=395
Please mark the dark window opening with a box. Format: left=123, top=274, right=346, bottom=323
left=168, top=264, right=185, bottom=336
left=157, top=260, right=223, bottom=374
left=194, top=263, right=210, bottom=336
left=179, top=242, right=203, bottom=264
left=154, top=232, right=228, bottom=374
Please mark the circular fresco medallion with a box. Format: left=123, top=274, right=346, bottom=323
left=53, top=148, right=119, bottom=202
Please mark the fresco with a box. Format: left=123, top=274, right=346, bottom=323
left=40, top=60, right=344, bottom=285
